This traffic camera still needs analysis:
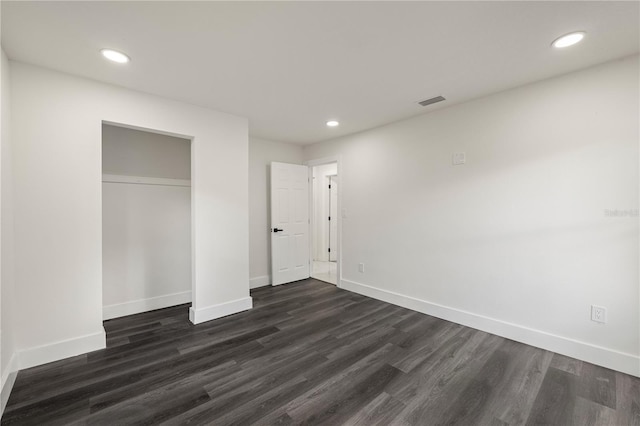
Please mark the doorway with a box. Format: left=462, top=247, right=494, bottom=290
left=310, top=162, right=338, bottom=285
left=101, top=124, right=192, bottom=320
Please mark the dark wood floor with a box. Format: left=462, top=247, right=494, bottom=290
left=2, top=279, right=639, bottom=425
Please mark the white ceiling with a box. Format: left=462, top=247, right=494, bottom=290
left=2, top=1, right=639, bottom=145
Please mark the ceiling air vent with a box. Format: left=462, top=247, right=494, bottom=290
left=418, top=96, right=446, bottom=107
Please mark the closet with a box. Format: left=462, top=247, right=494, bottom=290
left=102, top=124, right=191, bottom=320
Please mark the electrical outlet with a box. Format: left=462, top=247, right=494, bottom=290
left=358, top=263, right=365, bottom=273
left=591, top=305, right=607, bottom=324
left=452, top=152, right=466, bottom=165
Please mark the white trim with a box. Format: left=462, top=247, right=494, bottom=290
left=189, top=297, right=253, bottom=325
left=102, top=174, right=191, bottom=187
left=304, top=155, right=341, bottom=168
left=305, top=155, right=342, bottom=289
left=0, top=351, right=19, bottom=390
left=103, top=291, right=192, bottom=320
left=1, top=352, right=19, bottom=416
left=341, top=278, right=640, bottom=377
left=102, top=120, right=195, bottom=141
left=250, top=275, right=271, bottom=289
left=18, top=330, right=106, bottom=371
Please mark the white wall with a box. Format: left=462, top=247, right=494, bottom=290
left=304, top=55, right=640, bottom=376
left=10, top=61, right=250, bottom=369
left=102, top=124, right=191, bottom=179
left=0, top=48, right=18, bottom=414
left=102, top=125, right=191, bottom=320
left=249, top=137, right=303, bottom=288
left=312, top=163, right=337, bottom=261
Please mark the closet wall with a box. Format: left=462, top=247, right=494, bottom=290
left=102, top=124, right=191, bottom=320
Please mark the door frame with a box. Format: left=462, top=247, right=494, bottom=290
left=305, top=156, right=342, bottom=288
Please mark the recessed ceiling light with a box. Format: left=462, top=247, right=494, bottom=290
left=326, top=120, right=339, bottom=127
left=100, top=49, right=130, bottom=64
left=551, top=32, right=585, bottom=49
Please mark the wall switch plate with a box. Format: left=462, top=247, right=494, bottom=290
left=591, top=305, right=607, bottom=324
left=453, top=152, right=466, bottom=165
left=358, top=263, right=364, bottom=273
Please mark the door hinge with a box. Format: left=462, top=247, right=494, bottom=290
left=328, top=248, right=331, bottom=253
left=328, top=184, right=331, bottom=189
left=328, top=216, right=331, bottom=221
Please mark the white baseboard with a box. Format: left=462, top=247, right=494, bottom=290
left=1, top=352, right=19, bottom=416
left=341, top=278, right=640, bottom=378
left=103, top=291, right=192, bottom=320
left=18, top=330, right=106, bottom=371
left=250, top=275, right=271, bottom=289
left=189, top=297, right=253, bottom=325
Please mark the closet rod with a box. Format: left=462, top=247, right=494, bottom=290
left=102, top=174, right=191, bottom=188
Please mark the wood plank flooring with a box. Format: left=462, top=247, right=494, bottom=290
left=2, top=279, right=639, bottom=425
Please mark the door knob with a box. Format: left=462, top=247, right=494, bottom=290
left=273, top=228, right=284, bottom=233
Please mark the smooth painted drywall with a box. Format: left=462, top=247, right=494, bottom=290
left=10, top=62, right=249, bottom=366
left=102, top=125, right=191, bottom=179
left=0, top=46, right=3, bottom=387
left=249, top=137, right=303, bottom=285
left=0, top=47, right=18, bottom=410
left=304, top=56, right=640, bottom=374
left=102, top=183, right=191, bottom=315
left=102, top=125, right=191, bottom=318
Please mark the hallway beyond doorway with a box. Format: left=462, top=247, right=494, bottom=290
left=312, top=260, right=337, bottom=285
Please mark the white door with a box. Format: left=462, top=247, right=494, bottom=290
left=271, top=162, right=310, bottom=286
